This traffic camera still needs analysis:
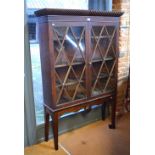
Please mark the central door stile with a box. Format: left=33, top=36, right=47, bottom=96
left=85, top=21, right=91, bottom=98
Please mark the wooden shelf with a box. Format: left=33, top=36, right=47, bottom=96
left=53, top=36, right=83, bottom=40
left=55, top=57, right=114, bottom=68
left=92, top=73, right=108, bottom=80
left=92, top=57, right=114, bottom=63
left=75, top=93, right=86, bottom=100
left=92, top=88, right=114, bottom=96
left=91, top=36, right=111, bottom=39
left=56, top=79, right=84, bottom=87
left=98, top=73, right=109, bottom=79
left=55, top=57, right=114, bottom=69
left=55, top=61, right=85, bottom=68
left=54, top=36, right=111, bottom=41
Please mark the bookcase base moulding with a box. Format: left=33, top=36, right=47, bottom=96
left=35, top=9, right=123, bottom=150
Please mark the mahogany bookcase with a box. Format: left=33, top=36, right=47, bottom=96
left=35, top=9, right=123, bottom=150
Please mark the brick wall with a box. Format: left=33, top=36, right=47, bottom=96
left=113, top=0, right=130, bottom=114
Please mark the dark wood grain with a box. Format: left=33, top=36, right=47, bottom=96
left=44, top=107, right=49, bottom=141
left=101, top=103, right=107, bottom=120
left=51, top=112, right=59, bottom=150
left=38, top=23, right=54, bottom=109
left=37, top=9, right=123, bottom=150
left=109, top=22, right=119, bottom=129
left=35, top=8, right=123, bottom=17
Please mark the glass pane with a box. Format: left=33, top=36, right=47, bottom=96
left=91, top=62, right=109, bottom=96
left=53, top=26, right=86, bottom=104
left=91, top=26, right=103, bottom=61
left=90, top=25, right=116, bottom=97
left=30, top=44, right=44, bottom=124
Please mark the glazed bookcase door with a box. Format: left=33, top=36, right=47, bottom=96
left=51, top=22, right=87, bottom=105
left=90, top=23, right=117, bottom=97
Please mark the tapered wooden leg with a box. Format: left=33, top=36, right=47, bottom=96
left=44, top=107, right=49, bottom=141
left=109, top=98, right=116, bottom=129
left=51, top=112, right=59, bottom=150
left=101, top=103, right=107, bottom=120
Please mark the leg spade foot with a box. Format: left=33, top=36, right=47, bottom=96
left=109, top=124, right=115, bottom=129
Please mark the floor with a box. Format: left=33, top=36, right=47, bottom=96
left=24, top=140, right=67, bottom=155
left=25, top=113, right=130, bottom=155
